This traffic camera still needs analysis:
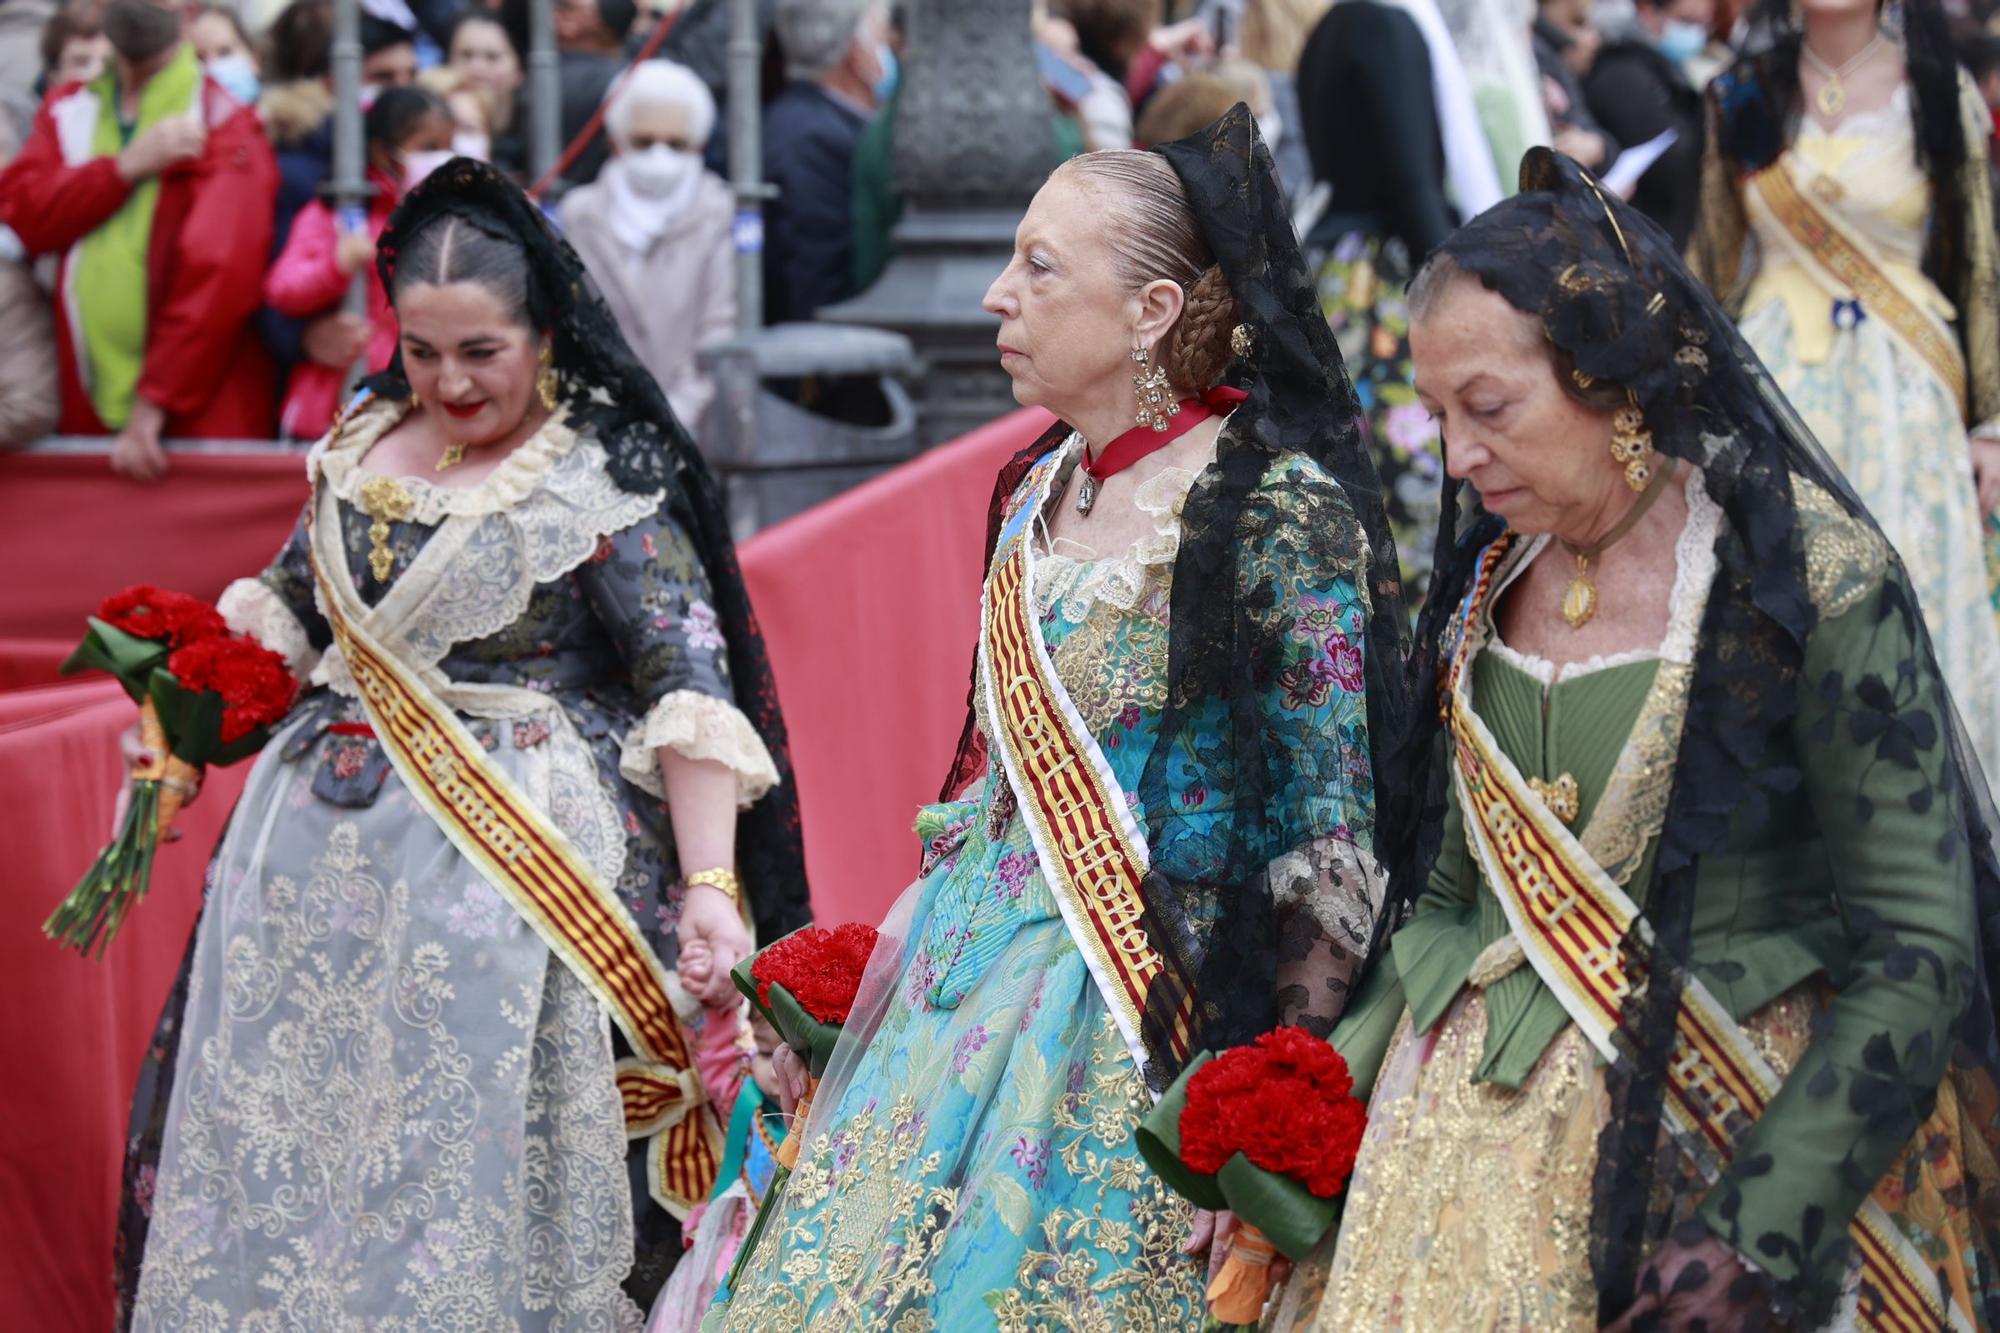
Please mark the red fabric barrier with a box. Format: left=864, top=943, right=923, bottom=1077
left=1, top=407, right=1052, bottom=1328
left=738, top=407, right=1051, bottom=922
left=0, top=449, right=308, bottom=658
left=0, top=678, right=251, bottom=1329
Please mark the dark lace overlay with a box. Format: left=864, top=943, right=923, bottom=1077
left=1396, top=148, right=2000, bottom=1326
left=942, top=107, right=1413, bottom=1093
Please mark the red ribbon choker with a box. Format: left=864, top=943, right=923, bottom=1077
left=1076, top=386, right=1247, bottom=515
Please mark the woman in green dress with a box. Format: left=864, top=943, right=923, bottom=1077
left=1273, top=149, right=2000, bottom=1330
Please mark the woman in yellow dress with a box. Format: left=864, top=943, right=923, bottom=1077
left=1689, top=0, right=2000, bottom=780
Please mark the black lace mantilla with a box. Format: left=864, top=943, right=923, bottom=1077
left=1400, top=148, right=2000, bottom=1326
left=362, top=158, right=811, bottom=945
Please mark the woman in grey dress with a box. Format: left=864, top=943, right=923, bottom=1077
left=112, top=159, right=809, bottom=1329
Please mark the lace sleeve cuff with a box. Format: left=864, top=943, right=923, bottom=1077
left=218, top=577, right=318, bottom=679
left=618, top=688, right=781, bottom=809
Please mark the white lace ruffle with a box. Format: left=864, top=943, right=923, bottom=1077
left=318, top=397, right=588, bottom=521
left=1033, top=442, right=1203, bottom=622
left=1489, top=468, right=1723, bottom=684
left=308, top=395, right=663, bottom=699
left=618, top=689, right=780, bottom=809
left=218, top=577, right=319, bottom=679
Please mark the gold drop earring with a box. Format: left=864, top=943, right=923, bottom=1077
left=536, top=345, right=560, bottom=411
left=1131, top=346, right=1176, bottom=432
left=1609, top=400, right=1655, bottom=492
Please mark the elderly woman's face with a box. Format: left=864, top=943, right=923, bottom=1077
left=982, top=176, right=1146, bottom=423
left=619, top=99, right=698, bottom=153
left=1411, top=277, right=1623, bottom=537
left=396, top=280, right=547, bottom=449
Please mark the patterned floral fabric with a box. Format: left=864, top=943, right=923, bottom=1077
left=1731, top=91, right=2000, bottom=780
left=116, top=403, right=775, bottom=1328
left=1314, top=231, right=1444, bottom=608
left=712, top=444, right=1381, bottom=1330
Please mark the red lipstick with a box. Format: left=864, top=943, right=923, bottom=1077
left=441, top=399, right=486, bottom=419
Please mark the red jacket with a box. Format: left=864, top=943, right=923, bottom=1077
left=264, top=166, right=399, bottom=441
left=0, top=68, right=278, bottom=438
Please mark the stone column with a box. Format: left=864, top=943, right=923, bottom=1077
left=817, top=0, right=1061, bottom=448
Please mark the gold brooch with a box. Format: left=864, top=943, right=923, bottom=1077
left=1529, top=773, right=1582, bottom=824
left=1230, top=323, right=1254, bottom=358
left=356, top=474, right=417, bottom=583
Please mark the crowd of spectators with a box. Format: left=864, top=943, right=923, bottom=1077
left=3, top=0, right=1999, bottom=477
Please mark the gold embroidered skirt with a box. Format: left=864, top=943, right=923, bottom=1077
left=1271, top=985, right=1822, bottom=1331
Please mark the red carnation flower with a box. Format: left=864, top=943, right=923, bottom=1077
left=750, top=922, right=880, bottom=1025
left=166, top=635, right=298, bottom=743
left=1179, top=1025, right=1367, bottom=1200
left=98, top=585, right=226, bottom=648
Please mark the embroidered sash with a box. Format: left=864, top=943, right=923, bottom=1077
left=306, top=472, right=721, bottom=1218
left=1752, top=160, right=1968, bottom=414
left=1447, top=534, right=1964, bottom=1333
left=977, top=442, right=1196, bottom=1080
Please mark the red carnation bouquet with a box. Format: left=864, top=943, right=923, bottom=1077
left=1137, top=1026, right=1368, bottom=1325
left=730, top=922, right=879, bottom=1170
left=49, top=586, right=297, bottom=957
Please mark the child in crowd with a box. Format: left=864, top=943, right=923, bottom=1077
left=658, top=937, right=793, bottom=1332
left=39, top=3, right=107, bottom=93
left=417, top=65, right=498, bottom=163
left=262, top=85, right=451, bottom=440
left=187, top=4, right=261, bottom=105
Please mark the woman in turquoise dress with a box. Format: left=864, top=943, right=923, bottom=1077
left=710, top=108, right=1411, bottom=1330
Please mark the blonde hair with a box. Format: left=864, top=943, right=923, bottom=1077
left=1240, top=0, right=1330, bottom=73
left=1052, top=150, right=1240, bottom=393
left=417, top=65, right=498, bottom=136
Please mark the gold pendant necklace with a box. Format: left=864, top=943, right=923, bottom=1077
left=1556, top=463, right=1674, bottom=629
left=1803, top=33, right=1884, bottom=121
left=435, top=441, right=467, bottom=471
left=357, top=475, right=417, bottom=583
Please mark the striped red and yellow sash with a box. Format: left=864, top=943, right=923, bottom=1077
left=308, top=487, right=720, bottom=1218
left=1753, top=161, right=1968, bottom=416
left=978, top=447, right=1196, bottom=1079
left=1448, top=535, right=1964, bottom=1332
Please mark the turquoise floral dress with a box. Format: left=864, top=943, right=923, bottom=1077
left=713, top=437, right=1382, bottom=1331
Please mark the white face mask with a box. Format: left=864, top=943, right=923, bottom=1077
left=452, top=131, right=491, bottom=163
left=401, top=149, right=455, bottom=190
left=620, top=143, right=697, bottom=199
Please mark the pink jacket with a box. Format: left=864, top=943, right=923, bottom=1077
left=263, top=167, right=398, bottom=441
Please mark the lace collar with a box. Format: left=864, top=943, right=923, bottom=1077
left=315, top=395, right=584, bottom=522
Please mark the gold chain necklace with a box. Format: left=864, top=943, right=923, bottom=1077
left=1556, top=463, right=1674, bottom=629
left=1802, top=32, right=1885, bottom=120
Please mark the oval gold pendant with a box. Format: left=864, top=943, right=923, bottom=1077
left=1817, top=78, right=1845, bottom=119
left=1562, top=576, right=1597, bottom=628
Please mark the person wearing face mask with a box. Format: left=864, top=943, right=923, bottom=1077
left=0, top=0, right=278, bottom=479
left=1581, top=0, right=1710, bottom=248
left=263, top=86, right=453, bottom=441
left=761, top=0, right=892, bottom=324
left=558, top=60, right=734, bottom=435
left=188, top=3, right=259, bottom=106
left=418, top=64, right=500, bottom=164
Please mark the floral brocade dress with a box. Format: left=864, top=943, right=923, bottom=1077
left=713, top=443, right=1381, bottom=1331
left=118, top=399, right=782, bottom=1329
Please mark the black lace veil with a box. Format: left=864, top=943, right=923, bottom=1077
left=945, top=107, right=1412, bottom=1091
left=1400, top=148, right=2000, bottom=1324
left=362, top=158, right=811, bottom=946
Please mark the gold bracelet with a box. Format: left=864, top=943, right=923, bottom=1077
left=685, top=867, right=742, bottom=906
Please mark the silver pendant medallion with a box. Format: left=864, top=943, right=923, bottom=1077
left=1075, top=472, right=1098, bottom=516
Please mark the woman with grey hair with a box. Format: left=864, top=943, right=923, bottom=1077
left=559, top=59, right=734, bottom=437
